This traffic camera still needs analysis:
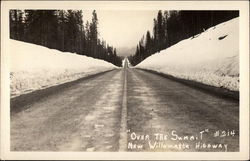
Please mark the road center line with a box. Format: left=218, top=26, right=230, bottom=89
left=118, top=67, right=128, bottom=151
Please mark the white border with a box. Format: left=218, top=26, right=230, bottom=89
left=1, top=1, right=249, bottom=160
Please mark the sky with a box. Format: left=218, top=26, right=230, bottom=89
left=83, top=10, right=158, bottom=56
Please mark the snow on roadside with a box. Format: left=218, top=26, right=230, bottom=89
left=10, top=40, right=117, bottom=98
left=137, top=18, right=239, bottom=91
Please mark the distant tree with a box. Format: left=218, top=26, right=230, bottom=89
left=153, top=18, right=158, bottom=53
left=145, top=30, right=152, bottom=57
left=157, top=10, right=165, bottom=50
left=163, top=11, right=169, bottom=47
left=89, top=10, right=98, bottom=58
left=24, top=10, right=58, bottom=48
left=75, top=10, right=85, bottom=55
left=57, top=10, right=67, bottom=51
left=9, top=10, right=25, bottom=41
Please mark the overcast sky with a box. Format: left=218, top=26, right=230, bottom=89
left=83, top=10, right=158, bottom=56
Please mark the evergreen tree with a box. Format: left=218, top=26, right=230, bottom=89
left=85, top=20, right=91, bottom=56
left=10, top=10, right=25, bottom=41
left=163, top=11, right=169, bottom=47
left=24, top=10, right=58, bottom=48
left=153, top=18, right=158, bottom=53
left=57, top=10, right=67, bottom=51
left=157, top=10, right=165, bottom=50
left=145, top=31, right=152, bottom=57
left=89, top=10, right=98, bottom=58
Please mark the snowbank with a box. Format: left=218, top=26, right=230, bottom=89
left=137, top=18, right=239, bottom=91
left=10, top=40, right=117, bottom=98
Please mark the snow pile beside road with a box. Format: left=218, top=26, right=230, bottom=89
left=10, top=40, right=117, bottom=98
left=137, top=18, right=239, bottom=91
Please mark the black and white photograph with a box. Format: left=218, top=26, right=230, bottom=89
left=1, top=1, right=249, bottom=160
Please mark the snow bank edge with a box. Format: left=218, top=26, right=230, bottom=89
left=10, top=69, right=116, bottom=113
left=138, top=68, right=239, bottom=100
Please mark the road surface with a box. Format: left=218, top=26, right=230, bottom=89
left=11, top=61, right=239, bottom=152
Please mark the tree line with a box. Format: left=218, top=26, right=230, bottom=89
left=9, top=10, right=122, bottom=67
left=128, top=10, right=239, bottom=66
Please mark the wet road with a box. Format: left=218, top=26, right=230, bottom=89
left=11, top=64, right=239, bottom=152
left=126, top=69, right=238, bottom=152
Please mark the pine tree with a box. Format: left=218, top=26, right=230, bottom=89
left=24, top=10, right=58, bottom=48
left=57, top=10, right=67, bottom=51
left=89, top=10, right=98, bottom=58
left=65, top=10, right=77, bottom=52
left=145, top=31, right=152, bottom=57
left=163, top=11, right=169, bottom=47
left=10, top=10, right=24, bottom=41
left=75, top=10, right=85, bottom=55
left=153, top=18, right=158, bottom=52
left=157, top=10, right=165, bottom=50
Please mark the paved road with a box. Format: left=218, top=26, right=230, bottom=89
left=11, top=62, right=239, bottom=152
